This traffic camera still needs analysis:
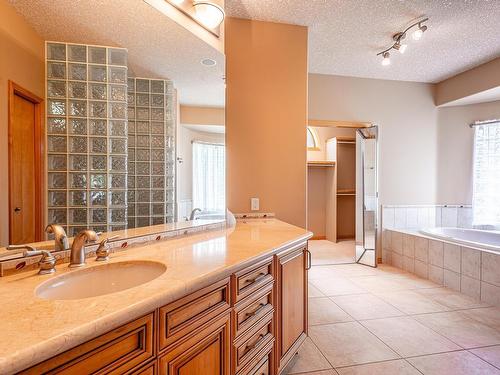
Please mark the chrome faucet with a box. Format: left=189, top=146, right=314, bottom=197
left=69, top=229, right=98, bottom=268
left=189, top=208, right=202, bottom=221
left=45, top=224, right=69, bottom=251
left=7, top=245, right=56, bottom=275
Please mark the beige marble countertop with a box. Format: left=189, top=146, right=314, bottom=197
left=0, top=218, right=311, bottom=374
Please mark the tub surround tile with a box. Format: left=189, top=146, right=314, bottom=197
left=461, top=247, right=481, bottom=279
left=382, top=207, right=395, bottom=229
left=482, top=252, right=500, bottom=287
left=403, top=256, right=415, bottom=273
left=444, top=269, right=461, bottom=291
left=391, top=232, right=403, bottom=254
left=382, top=229, right=392, bottom=250
left=429, top=240, right=444, bottom=267
left=444, top=243, right=461, bottom=273
left=408, top=351, right=500, bottom=375
left=482, top=282, right=500, bottom=306
left=414, top=237, right=429, bottom=263
left=414, top=259, right=428, bottom=279
left=403, top=235, right=415, bottom=258
left=428, top=265, right=444, bottom=285
left=460, top=275, right=481, bottom=300
left=382, top=249, right=392, bottom=265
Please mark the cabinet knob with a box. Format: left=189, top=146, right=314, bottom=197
left=14, top=207, right=21, bottom=213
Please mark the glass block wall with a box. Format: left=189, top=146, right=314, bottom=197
left=46, top=42, right=129, bottom=236
left=127, top=78, right=176, bottom=228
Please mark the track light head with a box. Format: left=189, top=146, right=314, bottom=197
left=412, top=22, right=427, bottom=40
left=381, top=52, right=391, bottom=66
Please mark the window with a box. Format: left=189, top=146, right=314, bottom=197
left=472, top=121, right=500, bottom=226
left=192, top=141, right=225, bottom=213
left=307, top=127, right=319, bottom=150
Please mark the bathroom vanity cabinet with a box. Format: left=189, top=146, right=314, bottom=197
left=19, top=242, right=309, bottom=375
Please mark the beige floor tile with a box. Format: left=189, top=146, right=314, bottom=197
left=416, top=287, right=489, bottom=310
left=361, top=316, right=460, bottom=357
left=349, top=275, right=429, bottom=293
left=470, top=345, right=500, bottom=369
left=408, top=351, right=500, bottom=375
left=309, top=239, right=355, bottom=265
left=309, top=265, right=345, bottom=280
left=309, top=282, right=326, bottom=298
left=286, top=337, right=333, bottom=374
left=287, top=371, right=338, bottom=375
left=331, top=294, right=404, bottom=320
left=310, top=278, right=368, bottom=296
left=414, top=311, right=500, bottom=348
left=375, top=290, right=450, bottom=314
left=336, top=359, right=421, bottom=375
left=373, top=264, right=410, bottom=276
left=309, top=297, right=353, bottom=325
left=460, top=307, right=500, bottom=331
left=309, top=322, right=399, bottom=367
left=328, top=264, right=380, bottom=277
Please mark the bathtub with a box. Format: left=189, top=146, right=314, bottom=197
left=420, top=227, right=500, bottom=252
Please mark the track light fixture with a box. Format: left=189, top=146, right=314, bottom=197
left=377, top=17, right=428, bottom=66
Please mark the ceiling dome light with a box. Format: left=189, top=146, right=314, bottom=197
left=412, top=23, right=427, bottom=40
left=381, top=52, right=391, bottom=66
left=193, top=1, right=225, bottom=29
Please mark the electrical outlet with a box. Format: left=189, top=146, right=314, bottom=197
left=251, top=197, right=259, bottom=211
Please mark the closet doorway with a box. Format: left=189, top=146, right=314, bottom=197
left=306, top=120, right=373, bottom=265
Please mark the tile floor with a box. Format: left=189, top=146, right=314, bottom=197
left=309, top=240, right=356, bottom=265
left=285, top=262, right=500, bottom=375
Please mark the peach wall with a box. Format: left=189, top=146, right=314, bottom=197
left=0, top=1, right=45, bottom=246
left=180, top=105, right=225, bottom=126
left=225, top=18, right=308, bottom=227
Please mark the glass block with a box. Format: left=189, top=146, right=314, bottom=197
left=69, top=208, right=87, bottom=224
left=127, top=190, right=135, bottom=203
left=48, top=209, right=67, bottom=224
left=127, top=78, right=135, bottom=92
left=70, top=173, right=87, bottom=188
left=151, top=149, right=164, bottom=161
left=127, top=175, right=135, bottom=189
left=136, top=162, right=150, bottom=175
left=136, top=79, right=150, bottom=92
left=110, top=120, right=126, bottom=136
left=68, top=81, right=87, bottom=99
left=48, top=173, right=67, bottom=189
left=166, top=151, right=175, bottom=162
left=166, top=178, right=174, bottom=189
left=151, top=136, right=164, bottom=148
left=89, top=101, right=107, bottom=118
left=109, top=85, right=126, bottom=101
left=110, top=174, right=126, bottom=189
left=137, top=203, right=150, bottom=215
left=47, top=81, right=66, bottom=98
left=137, top=217, right=150, bottom=227
left=90, top=191, right=106, bottom=206
left=137, top=135, right=150, bottom=148
left=151, top=80, right=164, bottom=93
left=69, top=118, right=87, bottom=135
left=70, top=191, right=87, bottom=206
left=111, top=225, right=126, bottom=231
left=48, top=100, right=66, bottom=115
left=90, top=137, right=107, bottom=153
left=110, top=138, right=126, bottom=154
left=166, top=190, right=174, bottom=203
left=166, top=163, right=174, bottom=176
left=110, top=191, right=126, bottom=206
left=152, top=203, right=164, bottom=216
left=68, top=63, right=87, bottom=81
left=109, top=66, right=127, bottom=83
left=167, top=205, right=174, bottom=216
left=47, top=43, right=66, bottom=61
left=151, top=122, right=164, bottom=134
left=151, top=94, right=164, bottom=107
left=91, top=225, right=107, bottom=234
left=128, top=161, right=135, bottom=174
left=137, top=176, right=150, bottom=188
left=69, top=226, right=87, bottom=236
left=108, top=48, right=127, bottom=66
left=127, top=204, right=135, bottom=216
left=89, top=174, right=106, bottom=189
left=69, top=154, right=88, bottom=170
left=127, top=148, right=135, bottom=160
left=47, top=118, right=66, bottom=134
left=136, top=108, right=149, bottom=121
left=69, top=100, right=87, bottom=117
left=69, top=137, right=87, bottom=153
left=92, top=208, right=107, bottom=223
left=137, top=93, right=149, bottom=106
left=137, top=191, right=150, bottom=203
left=151, top=108, right=164, bottom=121
left=89, top=83, right=107, bottom=100
left=110, top=156, right=127, bottom=171
left=152, top=162, right=165, bottom=175
left=128, top=121, right=136, bottom=134
left=152, top=217, right=164, bottom=225
left=48, top=136, right=67, bottom=153
left=48, top=191, right=66, bottom=206
left=89, top=65, right=107, bottom=82
left=152, top=190, right=164, bottom=202
left=90, top=119, right=107, bottom=135
left=127, top=218, right=136, bottom=228
left=128, top=136, right=135, bottom=147
left=137, top=149, right=150, bottom=161
left=91, top=155, right=107, bottom=170
left=110, top=103, right=126, bottom=119
left=127, top=93, right=135, bottom=105
left=68, top=44, right=87, bottom=62
left=47, top=62, right=66, bottom=79
left=127, top=107, right=135, bottom=120
left=89, top=46, right=106, bottom=64
left=152, top=176, right=165, bottom=188
left=137, top=121, right=150, bottom=134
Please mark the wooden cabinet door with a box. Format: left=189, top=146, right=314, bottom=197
left=276, top=245, right=308, bottom=373
left=158, top=313, right=230, bottom=375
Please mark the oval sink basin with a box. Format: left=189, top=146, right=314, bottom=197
left=36, top=261, right=166, bottom=300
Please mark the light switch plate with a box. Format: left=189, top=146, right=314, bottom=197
left=251, top=197, right=259, bottom=211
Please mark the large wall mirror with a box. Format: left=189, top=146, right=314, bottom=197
left=1, top=1, right=225, bottom=250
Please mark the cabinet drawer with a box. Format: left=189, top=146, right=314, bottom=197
left=159, top=278, right=230, bottom=351
left=131, top=361, right=156, bottom=375
left=22, top=313, right=154, bottom=375
left=233, top=311, right=274, bottom=373
left=236, top=340, right=273, bottom=375
left=233, top=282, right=274, bottom=337
left=233, top=258, right=273, bottom=303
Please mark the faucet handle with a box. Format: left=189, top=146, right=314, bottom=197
left=95, top=235, right=119, bottom=261
left=7, top=245, right=56, bottom=275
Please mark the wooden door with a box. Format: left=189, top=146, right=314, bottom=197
left=8, top=81, right=44, bottom=244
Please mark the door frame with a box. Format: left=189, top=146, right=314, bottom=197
left=8, top=80, right=45, bottom=243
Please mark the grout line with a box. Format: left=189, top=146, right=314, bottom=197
left=466, top=345, right=500, bottom=371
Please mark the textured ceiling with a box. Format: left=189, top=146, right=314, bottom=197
left=226, top=0, right=500, bottom=83
left=7, top=0, right=225, bottom=106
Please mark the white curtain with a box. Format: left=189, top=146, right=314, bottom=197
left=192, top=141, right=225, bottom=213
left=472, top=122, right=500, bottom=226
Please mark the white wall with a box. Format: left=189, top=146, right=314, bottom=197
left=436, top=100, right=500, bottom=205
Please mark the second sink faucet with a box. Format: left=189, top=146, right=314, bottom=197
left=45, top=224, right=69, bottom=251
left=69, top=229, right=98, bottom=268
left=189, top=208, right=202, bottom=221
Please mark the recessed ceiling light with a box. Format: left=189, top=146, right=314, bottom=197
left=201, top=58, right=217, bottom=66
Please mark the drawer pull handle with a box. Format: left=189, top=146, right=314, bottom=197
left=244, top=333, right=265, bottom=355
left=245, top=303, right=266, bottom=317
